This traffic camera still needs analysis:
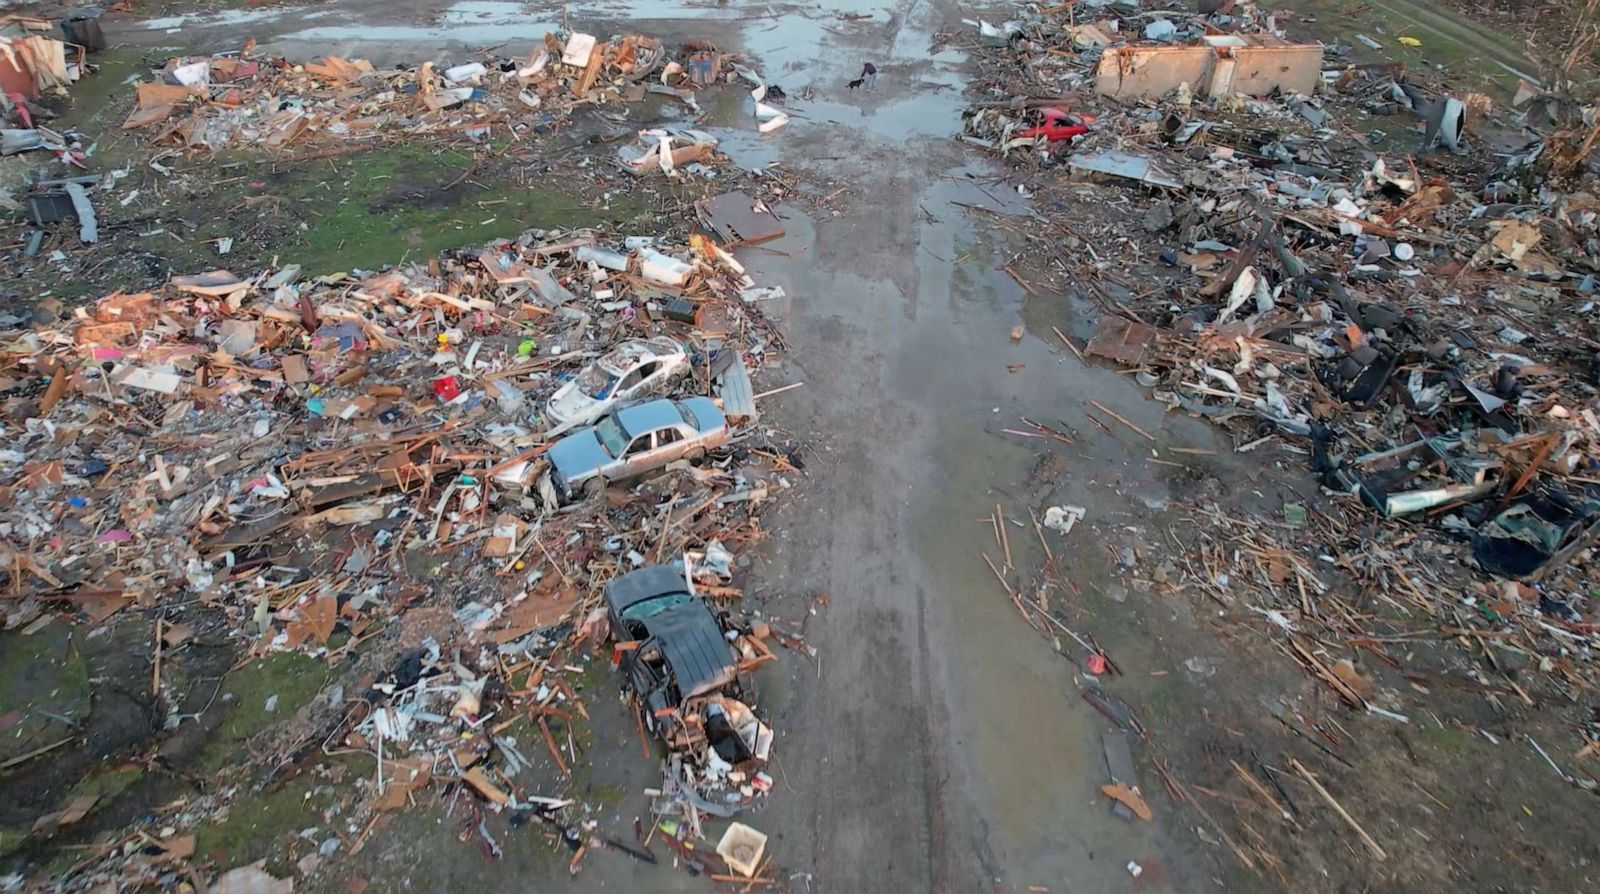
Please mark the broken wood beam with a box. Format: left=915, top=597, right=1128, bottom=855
left=1089, top=400, right=1154, bottom=441
left=1290, top=757, right=1387, bottom=861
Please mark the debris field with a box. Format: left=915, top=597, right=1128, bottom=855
left=4, top=0, right=1600, bottom=892
left=3, top=17, right=810, bottom=892
left=945, top=0, right=1600, bottom=889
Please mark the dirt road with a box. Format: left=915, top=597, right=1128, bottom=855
left=551, top=2, right=1231, bottom=890
left=717, top=6, right=1205, bottom=889
left=90, top=2, right=1250, bottom=890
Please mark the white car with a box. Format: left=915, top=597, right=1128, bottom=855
left=545, top=337, right=689, bottom=432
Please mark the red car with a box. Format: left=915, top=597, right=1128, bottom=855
left=1016, top=107, right=1095, bottom=142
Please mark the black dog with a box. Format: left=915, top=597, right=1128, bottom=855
left=847, top=62, right=877, bottom=90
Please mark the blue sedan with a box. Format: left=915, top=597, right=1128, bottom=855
left=547, top=397, right=729, bottom=501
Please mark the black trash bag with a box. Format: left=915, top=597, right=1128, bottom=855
left=704, top=704, right=753, bottom=764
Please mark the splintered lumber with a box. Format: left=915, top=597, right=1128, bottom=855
left=996, top=503, right=1012, bottom=569
left=1051, top=324, right=1086, bottom=362
left=1290, top=758, right=1387, bottom=861
left=462, top=767, right=509, bottom=805
left=1231, top=759, right=1294, bottom=822
left=1089, top=400, right=1154, bottom=441
left=0, top=735, right=76, bottom=771
left=1153, top=756, right=1256, bottom=871
left=575, top=45, right=607, bottom=95
left=539, top=717, right=570, bottom=777
left=1101, top=782, right=1153, bottom=820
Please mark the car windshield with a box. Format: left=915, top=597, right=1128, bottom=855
left=593, top=416, right=629, bottom=456
left=620, top=591, right=695, bottom=622
left=576, top=365, right=620, bottom=399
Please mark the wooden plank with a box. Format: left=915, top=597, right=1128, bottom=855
left=462, top=767, right=509, bottom=805
left=574, top=45, right=606, bottom=95
left=1084, top=315, right=1158, bottom=365
left=1290, top=758, right=1387, bottom=861
left=1101, top=782, right=1153, bottom=820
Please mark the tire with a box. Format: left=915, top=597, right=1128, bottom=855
left=685, top=447, right=707, bottom=462
left=582, top=477, right=607, bottom=499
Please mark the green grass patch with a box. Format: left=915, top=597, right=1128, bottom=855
left=0, top=629, right=92, bottom=764
left=195, top=144, right=640, bottom=277
left=0, top=824, right=27, bottom=859
left=1275, top=0, right=1537, bottom=95
left=200, top=653, right=333, bottom=773
left=585, top=782, right=625, bottom=808
left=68, top=766, right=144, bottom=803
left=1418, top=723, right=1473, bottom=756
left=194, top=772, right=324, bottom=873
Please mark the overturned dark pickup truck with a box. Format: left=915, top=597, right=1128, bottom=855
left=605, top=565, right=774, bottom=806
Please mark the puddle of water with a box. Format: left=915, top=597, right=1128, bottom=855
left=279, top=22, right=559, bottom=43
left=727, top=155, right=1187, bottom=886
left=140, top=6, right=297, bottom=31
left=565, top=0, right=891, bottom=22
left=248, top=1, right=563, bottom=45
left=910, top=423, right=1138, bottom=876
left=711, top=128, right=787, bottom=172
left=775, top=89, right=966, bottom=140
left=144, top=0, right=537, bottom=34
left=896, top=183, right=1183, bottom=886
left=443, top=0, right=533, bottom=20
left=676, top=10, right=969, bottom=151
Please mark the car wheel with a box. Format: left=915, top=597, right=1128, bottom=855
left=685, top=447, right=707, bottom=462
left=582, top=477, right=607, bottom=499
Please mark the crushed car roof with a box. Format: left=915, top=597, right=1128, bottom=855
left=650, top=603, right=737, bottom=699
left=597, top=337, right=682, bottom=374
left=605, top=564, right=688, bottom=614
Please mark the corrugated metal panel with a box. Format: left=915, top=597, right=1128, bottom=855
left=719, top=353, right=758, bottom=424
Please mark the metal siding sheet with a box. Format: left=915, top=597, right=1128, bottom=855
left=1229, top=46, right=1322, bottom=97
left=718, top=353, right=758, bottom=423
left=1095, top=42, right=1322, bottom=100
left=696, top=191, right=785, bottom=245
left=1094, top=46, right=1213, bottom=100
